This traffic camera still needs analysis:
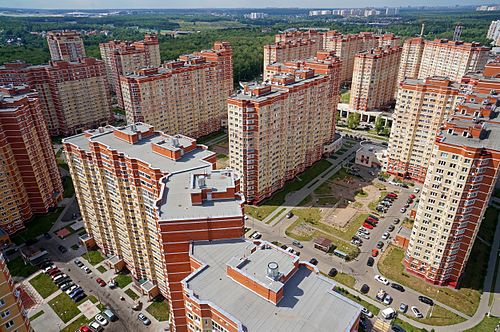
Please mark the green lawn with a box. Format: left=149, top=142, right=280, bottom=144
left=197, top=130, right=226, bottom=144
left=245, top=159, right=332, bottom=220
left=82, top=250, right=105, bottom=265
left=146, top=298, right=169, bottom=321
left=10, top=208, right=64, bottom=244
left=334, top=286, right=380, bottom=315
left=316, top=196, right=339, bottom=206
left=125, top=288, right=140, bottom=300
left=62, top=176, right=74, bottom=198
left=391, top=318, right=427, bottom=332
left=115, top=274, right=132, bottom=288
left=378, top=245, right=480, bottom=316
left=97, top=265, right=107, bottom=273
left=61, top=314, right=90, bottom=332
left=464, top=315, right=500, bottom=331
left=48, top=293, right=81, bottom=323
left=340, top=91, right=350, bottom=103
left=7, top=256, right=38, bottom=278
left=368, top=191, right=387, bottom=211
left=265, top=208, right=286, bottom=224
left=322, top=271, right=356, bottom=288
left=29, top=273, right=59, bottom=298
left=413, top=305, right=466, bottom=325
left=30, top=310, right=44, bottom=321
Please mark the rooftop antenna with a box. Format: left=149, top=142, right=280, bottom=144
left=453, top=24, right=463, bottom=41
left=420, top=23, right=425, bottom=37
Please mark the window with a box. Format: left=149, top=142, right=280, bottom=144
left=0, top=299, right=4, bottom=307
left=5, top=320, right=14, bottom=329
left=0, top=310, right=9, bottom=318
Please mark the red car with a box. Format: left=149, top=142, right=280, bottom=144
left=409, top=194, right=416, bottom=199
left=387, top=193, right=398, bottom=198
left=96, top=278, right=106, bottom=287
left=363, top=223, right=374, bottom=229
left=79, top=326, right=91, bottom=332
left=371, top=249, right=379, bottom=257
left=46, top=267, right=59, bottom=275
left=366, top=217, right=378, bottom=224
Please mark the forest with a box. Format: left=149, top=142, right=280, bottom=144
left=0, top=9, right=496, bottom=84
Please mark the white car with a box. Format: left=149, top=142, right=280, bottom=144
left=361, top=307, right=373, bottom=318
left=66, top=285, right=78, bottom=295
left=382, top=232, right=390, bottom=240
left=81, top=266, right=91, bottom=274
left=383, top=294, right=393, bottom=305
left=95, top=313, right=108, bottom=326
left=374, top=274, right=390, bottom=285
left=414, top=188, right=420, bottom=193
left=411, top=306, right=423, bottom=318
left=251, top=232, right=262, bottom=239
left=43, top=265, right=55, bottom=273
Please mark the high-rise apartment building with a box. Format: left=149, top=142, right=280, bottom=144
left=0, top=58, right=113, bottom=136
left=487, top=20, right=500, bottom=46
left=182, top=238, right=362, bottom=332
left=0, top=254, right=30, bottom=332
left=46, top=30, right=86, bottom=62
left=386, top=78, right=459, bottom=182
left=120, top=42, right=233, bottom=138
left=229, top=53, right=341, bottom=203
left=350, top=46, right=402, bottom=110
left=99, top=34, right=161, bottom=108
left=398, top=38, right=490, bottom=82
left=63, top=123, right=244, bottom=332
left=404, top=64, right=500, bottom=287
left=323, top=31, right=400, bottom=82
left=398, top=37, right=425, bottom=84
left=274, top=30, right=325, bottom=45
left=0, top=85, right=62, bottom=235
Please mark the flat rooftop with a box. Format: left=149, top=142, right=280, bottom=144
left=185, top=239, right=361, bottom=332
left=63, top=125, right=243, bottom=221
left=441, top=120, right=500, bottom=151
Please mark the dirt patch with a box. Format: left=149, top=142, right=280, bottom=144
left=321, top=206, right=357, bottom=228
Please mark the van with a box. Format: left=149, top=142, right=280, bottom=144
left=381, top=307, right=396, bottom=320
left=102, top=308, right=117, bottom=322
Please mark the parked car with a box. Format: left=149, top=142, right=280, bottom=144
left=328, top=268, right=338, bottom=277
left=108, top=279, right=117, bottom=288
left=73, top=293, right=87, bottom=303
left=309, top=258, right=319, bottom=266
left=376, top=241, right=384, bottom=249
left=94, top=314, right=108, bottom=326
left=418, top=296, right=434, bottom=306
left=55, top=277, right=71, bottom=286
left=81, top=266, right=91, bottom=274
left=376, top=289, right=386, bottom=301
left=400, top=208, right=406, bottom=213
left=381, top=308, right=396, bottom=320
left=251, top=231, right=262, bottom=239
left=286, top=212, right=294, bottom=219
left=102, top=308, right=118, bottom=322
left=393, top=218, right=400, bottom=224
left=60, top=282, right=73, bottom=291
left=358, top=227, right=369, bottom=235
left=411, top=306, right=423, bottom=318
left=371, top=249, right=379, bottom=257
left=383, top=294, right=393, bottom=305
left=43, top=265, right=56, bottom=273
left=387, top=193, right=398, bottom=198
left=74, top=259, right=83, bottom=267
left=360, top=233, right=370, bottom=240
left=57, top=245, right=67, bottom=253
left=66, top=285, right=78, bottom=295
left=53, top=273, right=67, bottom=281
left=138, top=313, right=151, bottom=326
left=409, top=194, right=416, bottom=199
left=399, top=303, right=408, bottom=313
left=368, top=214, right=379, bottom=221
left=374, top=274, right=389, bottom=285
left=361, top=307, right=373, bottom=318
left=360, top=284, right=370, bottom=294
left=43, top=232, right=51, bottom=239
left=292, top=240, right=303, bottom=248
left=367, top=257, right=374, bottom=267
left=96, top=278, right=106, bottom=287
left=392, top=324, right=406, bottom=332
left=391, top=283, right=405, bottom=292
left=363, top=223, right=374, bottom=229
left=414, top=188, right=420, bottom=193
left=79, top=325, right=91, bottom=332
left=69, top=288, right=83, bottom=299
left=382, top=232, right=390, bottom=240
left=88, top=321, right=103, bottom=332
left=387, top=225, right=395, bottom=232
left=280, top=244, right=288, bottom=250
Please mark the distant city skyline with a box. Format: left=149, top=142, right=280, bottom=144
left=0, top=0, right=496, bottom=9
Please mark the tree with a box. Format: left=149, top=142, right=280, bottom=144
left=382, top=127, right=391, bottom=137
left=347, top=113, right=361, bottom=130
left=375, top=117, right=385, bottom=134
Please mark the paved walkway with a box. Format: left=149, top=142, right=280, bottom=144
left=261, top=142, right=360, bottom=225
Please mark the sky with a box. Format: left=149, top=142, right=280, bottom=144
left=0, top=0, right=494, bottom=9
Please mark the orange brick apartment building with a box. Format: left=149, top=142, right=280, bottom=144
left=120, top=42, right=233, bottom=138
left=63, top=123, right=244, bottom=332
left=229, top=52, right=341, bottom=204
left=47, top=30, right=86, bottom=62
left=0, top=85, right=62, bottom=234
left=99, top=34, right=161, bottom=108
left=0, top=58, right=113, bottom=136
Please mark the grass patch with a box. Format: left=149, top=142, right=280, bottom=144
left=115, top=274, right=132, bottom=288
left=317, top=196, right=339, bottom=206
left=298, top=195, right=313, bottom=206
left=97, top=265, right=107, bottom=273
left=30, top=310, right=44, bottom=321
left=60, top=315, right=90, bottom=332
left=392, top=318, right=427, bottom=332
left=402, top=217, right=414, bottom=230
left=355, top=189, right=368, bottom=198
left=62, top=176, right=74, bottom=198
left=368, top=191, right=387, bottom=211
left=478, top=207, right=498, bottom=244
left=125, top=288, right=140, bottom=301
left=265, top=208, right=286, bottom=224
left=463, top=315, right=500, bottom=331
left=322, top=271, right=356, bottom=288
left=29, top=273, right=59, bottom=298
left=48, top=293, right=81, bottom=323
left=197, top=130, right=226, bottom=144
left=87, top=295, right=98, bottom=304
left=340, top=91, right=350, bottom=103
left=413, top=305, right=466, bottom=326
left=216, top=153, right=228, bottom=160
left=7, top=256, right=38, bottom=278
left=10, top=208, right=64, bottom=245
left=244, top=159, right=332, bottom=220
left=146, top=298, right=169, bottom=321
left=82, top=250, right=104, bottom=265
left=378, top=245, right=480, bottom=316
left=335, top=286, right=380, bottom=315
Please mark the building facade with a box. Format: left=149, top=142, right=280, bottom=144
left=0, top=85, right=62, bottom=235
left=63, top=123, right=244, bottom=332
left=0, top=254, right=30, bottom=332
left=404, top=64, right=500, bottom=286
left=46, top=30, right=86, bottom=62
left=350, top=46, right=402, bottom=111
left=487, top=20, right=500, bottom=46
left=99, top=34, right=161, bottom=108
left=397, top=37, right=425, bottom=83
left=386, top=78, right=459, bottom=182
left=0, top=59, right=113, bottom=136
left=120, top=42, right=233, bottom=138
left=229, top=53, right=341, bottom=204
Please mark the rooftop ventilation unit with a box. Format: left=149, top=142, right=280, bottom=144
left=267, top=262, right=279, bottom=280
